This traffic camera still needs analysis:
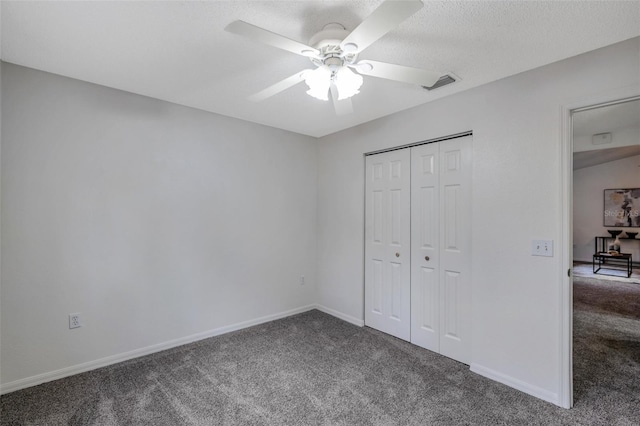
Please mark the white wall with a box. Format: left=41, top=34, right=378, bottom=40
left=574, top=155, right=640, bottom=262
left=0, top=63, right=318, bottom=389
left=574, top=125, right=640, bottom=152
left=316, top=37, right=640, bottom=405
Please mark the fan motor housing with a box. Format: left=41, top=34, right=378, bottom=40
left=309, top=23, right=349, bottom=48
left=309, top=23, right=358, bottom=67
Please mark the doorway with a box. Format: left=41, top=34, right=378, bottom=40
left=562, top=94, right=640, bottom=408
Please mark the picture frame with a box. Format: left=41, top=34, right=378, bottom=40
left=603, top=188, right=640, bottom=227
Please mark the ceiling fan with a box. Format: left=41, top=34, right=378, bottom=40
left=225, top=0, right=443, bottom=115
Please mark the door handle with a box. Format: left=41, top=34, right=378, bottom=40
left=425, top=256, right=430, bottom=261
left=395, top=252, right=400, bottom=257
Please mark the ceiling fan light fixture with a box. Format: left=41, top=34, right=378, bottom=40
left=334, top=66, right=363, bottom=100
left=226, top=0, right=440, bottom=113
left=304, top=65, right=332, bottom=101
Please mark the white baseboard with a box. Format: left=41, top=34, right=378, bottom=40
left=1, top=307, right=559, bottom=407
left=314, top=304, right=364, bottom=327
left=0, top=304, right=317, bottom=395
left=470, top=363, right=560, bottom=406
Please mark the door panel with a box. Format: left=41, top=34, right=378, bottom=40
left=439, top=137, right=472, bottom=364
left=443, top=185, right=461, bottom=251
left=372, top=190, right=383, bottom=243
left=418, top=265, right=437, bottom=331
left=372, top=259, right=383, bottom=314
left=410, top=143, right=440, bottom=351
left=365, top=149, right=411, bottom=341
left=390, top=262, right=403, bottom=319
left=443, top=270, right=461, bottom=340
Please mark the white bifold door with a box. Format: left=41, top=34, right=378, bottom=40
left=364, top=136, right=471, bottom=364
left=364, top=148, right=411, bottom=341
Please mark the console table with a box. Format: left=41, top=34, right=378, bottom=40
left=594, top=236, right=640, bottom=254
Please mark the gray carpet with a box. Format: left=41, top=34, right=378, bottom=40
left=572, top=276, right=640, bottom=423
left=573, top=261, right=640, bottom=284
left=1, top=281, right=639, bottom=425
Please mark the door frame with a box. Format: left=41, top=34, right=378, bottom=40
left=559, top=86, right=640, bottom=409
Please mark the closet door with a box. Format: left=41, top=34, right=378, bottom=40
left=438, top=136, right=472, bottom=364
left=410, top=143, right=440, bottom=352
left=411, top=136, right=472, bottom=364
left=364, top=149, right=411, bottom=341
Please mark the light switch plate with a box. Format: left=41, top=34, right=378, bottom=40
left=532, top=240, right=553, bottom=257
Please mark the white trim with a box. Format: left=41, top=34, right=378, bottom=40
left=560, top=100, right=574, bottom=409
left=470, top=363, right=559, bottom=406
left=0, top=304, right=317, bottom=395
left=559, top=87, right=640, bottom=409
left=315, top=304, right=365, bottom=327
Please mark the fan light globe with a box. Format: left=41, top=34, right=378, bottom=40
left=304, top=66, right=332, bottom=101
left=304, top=65, right=363, bottom=101
left=334, top=67, right=363, bottom=100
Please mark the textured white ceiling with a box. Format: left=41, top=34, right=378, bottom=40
left=2, top=1, right=640, bottom=137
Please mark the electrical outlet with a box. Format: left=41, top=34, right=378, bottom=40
left=69, top=313, right=81, bottom=329
left=532, top=240, right=553, bottom=257
left=299, top=275, right=305, bottom=285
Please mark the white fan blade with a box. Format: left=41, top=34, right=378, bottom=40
left=330, top=85, right=354, bottom=116
left=355, top=60, right=441, bottom=87
left=225, top=21, right=320, bottom=58
left=248, top=70, right=312, bottom=102
left=340, top=0, right=423, bottom=54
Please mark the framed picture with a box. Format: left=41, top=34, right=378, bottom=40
left=603, top=188, right=640, bottom=227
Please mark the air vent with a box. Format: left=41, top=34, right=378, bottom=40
left=422, top=75, right=456, bottom=91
